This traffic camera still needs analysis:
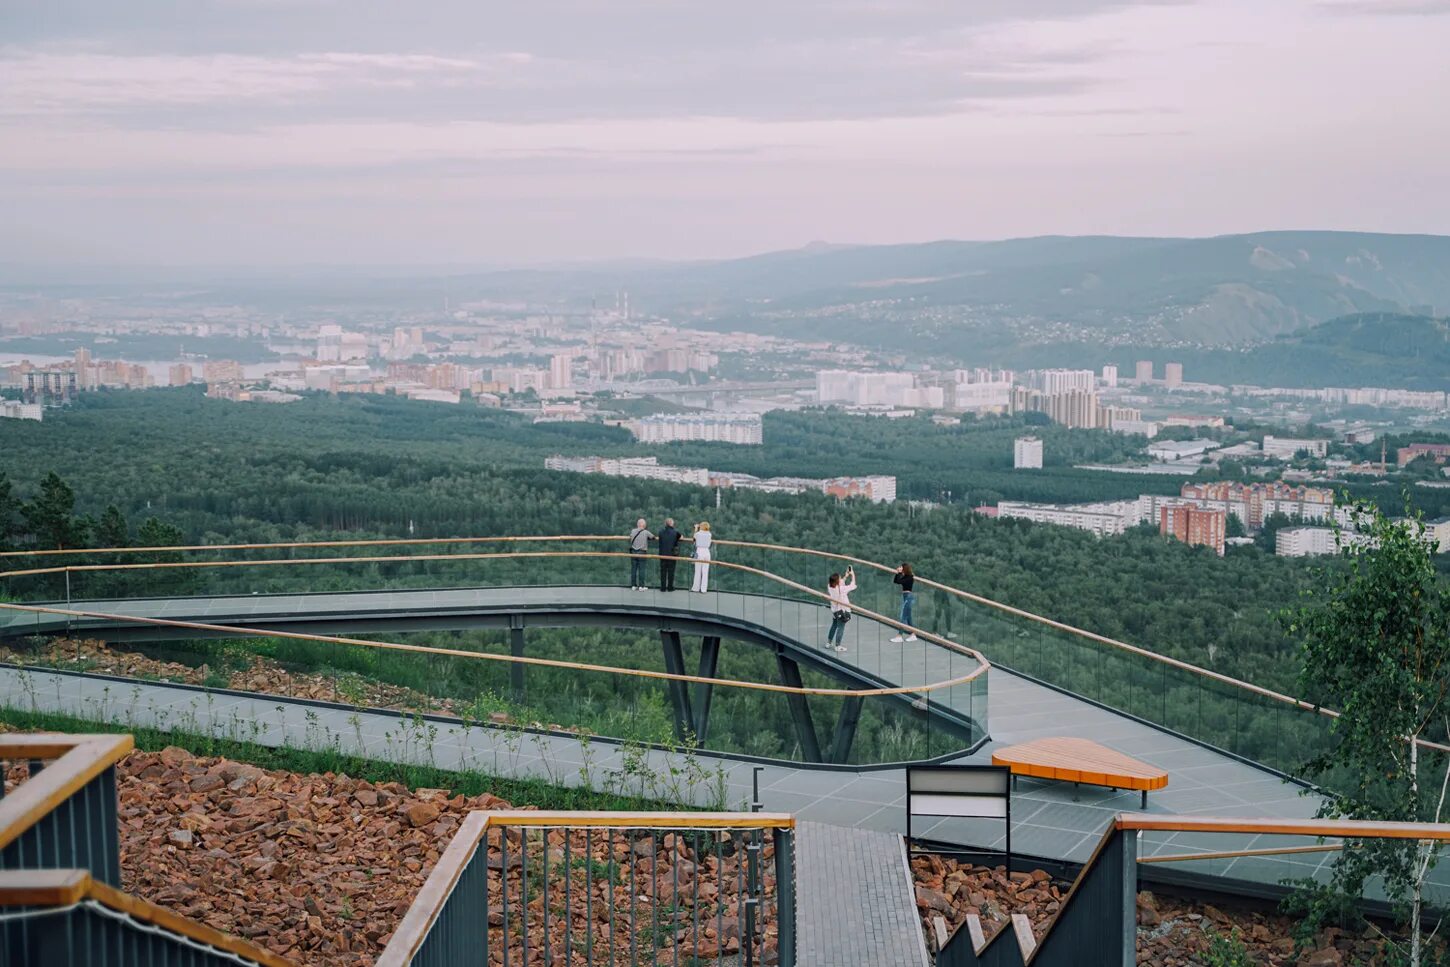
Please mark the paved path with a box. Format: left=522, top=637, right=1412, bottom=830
left=796, top=821, right=927, bottom=967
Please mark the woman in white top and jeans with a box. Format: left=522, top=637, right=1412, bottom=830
left=690, top=522, right=713, bottom=592
left=825, top=567, right=855, bottom=653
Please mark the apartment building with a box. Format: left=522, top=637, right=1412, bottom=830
left=997, top=500, right=1142, bottom=537
left=1262, top=436, right=1329, bottom=460
left=629, top=412, right=763, bottom=445
left=0, top=401, right=42, bottom=421
left=1160, top=503, right=1226, bottom=555
left=1275, top=526, right=1374, bottom=558
left=1014, top=436, right=1043, bottom=469
left=1398, top=443, right=1450, bottom=467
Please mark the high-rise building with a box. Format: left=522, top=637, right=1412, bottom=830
left=1014, top=436, right=1043, bottom=469
left=1036, top=369, right=1096, bottom=395
left=169, top=363, right=194, bottom=387
left=23, top=371, right=76, bottom=406
left=1101, top=365, right=1118, bottom=388
left=814, top=370, right=917, bottom=407
left=1044, top=389, right=1100, bottom=429
left=1164, top=362, right=1183, bottom=388
left=1135, top=360, right=1154, bottom=384
left=549, top=353, right=573, bottom=391
left=1160, top=503, right=1226, bottom=556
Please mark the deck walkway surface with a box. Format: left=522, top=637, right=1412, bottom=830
left=795, top=821, right=927, bottom=967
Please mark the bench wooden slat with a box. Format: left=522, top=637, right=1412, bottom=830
left=991, top=738, right=1168, bottom=792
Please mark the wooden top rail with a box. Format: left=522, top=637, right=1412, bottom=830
left=478, top=809, right=795, bottom=829
left=0, top=545, right=987, bottom=663
left=1116, top=812, right=1450, bottom=841
left=377, top=809, right=794, bottom=967
left=0, top=869, right=296, bottom=966
left=6, top=531, right=1422, bottom=752
left=0, top=599, right=984, bottom=699
left=0, top=733, right=134, bottom=852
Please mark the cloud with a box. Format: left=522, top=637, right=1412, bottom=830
left=0, top=1, right=1169, bottom=127
left=1316, top=0, right=1450, bottom=14
left=0, top=48, right=512, bottom=119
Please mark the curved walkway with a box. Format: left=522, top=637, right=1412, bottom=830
left=0, top=584, right=988, bottom=750
left=5, top=580, right=1432, bottom=900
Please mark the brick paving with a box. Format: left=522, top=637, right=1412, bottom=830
left=796, top=821, right=928, bottom=967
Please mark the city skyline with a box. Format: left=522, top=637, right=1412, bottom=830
left=3, top=0, right=1449, bottom=267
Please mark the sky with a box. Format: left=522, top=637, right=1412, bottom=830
left=2, top=0, right=1448, bottom=267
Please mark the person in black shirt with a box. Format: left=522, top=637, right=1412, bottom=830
left=657, top=518, right=682, bottom=591
left=891, top=563, right=918, bottom=643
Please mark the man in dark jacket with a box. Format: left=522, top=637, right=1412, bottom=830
left=657, top=518, right=682, bottom=591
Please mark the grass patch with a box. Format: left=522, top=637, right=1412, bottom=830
left=0, top=705, right=673, bottom=813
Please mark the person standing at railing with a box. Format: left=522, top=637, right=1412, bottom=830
left=628, top=518, right=655, bottom=591
left=658, top=518, right=682, bottom=592
left=890, top=562, right=918, bottom=643
left=690, top=521, right=713, bottom=592
left=825, top=567, right=856, bottom=653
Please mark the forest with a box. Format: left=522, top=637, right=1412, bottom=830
left=2, top=387, right=1441, bottom=774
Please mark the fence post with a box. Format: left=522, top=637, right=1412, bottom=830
left=774, top=827, right=796, bottom=967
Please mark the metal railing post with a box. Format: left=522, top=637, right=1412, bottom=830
left=774, top=827, right=796, bottom=967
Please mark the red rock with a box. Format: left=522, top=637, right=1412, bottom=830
left=404, top=803, right=440, bottom=828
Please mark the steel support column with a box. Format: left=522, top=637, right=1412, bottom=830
left=692, top=636, right=721, bottom=744
left=660, top=630, right=695, bottom=742
left=775, top=653, right=821, bottom=763
left=828, top=694, right=864, bottom=764
left=509, top=616, right=526, bottom=703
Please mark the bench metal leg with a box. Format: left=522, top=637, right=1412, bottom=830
left=1141, top=790, right=1147, bottom=809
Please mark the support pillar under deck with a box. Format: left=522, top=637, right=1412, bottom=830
left=693, top=636, right=721, bottom=744
left=660, top=630, right=695, bottom=742
left=828, top=694, right=864, bottom=765
left=776, top=652, right=822, bottom=763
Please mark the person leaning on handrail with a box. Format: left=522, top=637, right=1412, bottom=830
left=657, top=518, right=682, bottom=592
left=890, top=562, right=918, bottom=643
left=627, top=518, right=655, bottom=591
left=689, top=521, right=713, bottom=593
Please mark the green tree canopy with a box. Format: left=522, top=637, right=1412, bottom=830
left=1286, top=502, right=1450, bottom=964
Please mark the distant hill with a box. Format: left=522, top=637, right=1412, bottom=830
left=1184, top=312, right=1450, bottom=390
left=422, top=231, right=1450, bottom=354
left=635, top=231, right=1450, bottom=348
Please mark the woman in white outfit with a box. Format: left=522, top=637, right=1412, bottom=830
left=690, top=521, right=713, bottom=592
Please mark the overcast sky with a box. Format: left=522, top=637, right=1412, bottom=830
left=2, top=0, right=1448, bottom=267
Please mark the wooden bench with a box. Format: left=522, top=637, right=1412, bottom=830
left=991, top=737, right=1168, bottom=808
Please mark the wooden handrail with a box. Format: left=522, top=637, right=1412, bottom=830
left=0, top=546, right=992, bottom=698
left=0, top=868, right=90, bottom=906
left=0, top=733, right=134, bottom=851
left=0, top=600, right=984, bottom=700
left=1116, top=812, right=1450, bottom=841
left=951, top=812, right=1450, bottom=964
left=1139, top=843, right=1343, bottom=864
left=5, top=532, right=1426, bottom=751
left=0, top=868, right=295, bottom=966
left=377, top=809, right=793, bottom=967
left=475, top=809, right=794, bottom=829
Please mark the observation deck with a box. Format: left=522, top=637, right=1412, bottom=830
left=0, top=535, right=1429, bottom=902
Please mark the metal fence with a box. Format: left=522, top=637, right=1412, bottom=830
left=0, top=734, right=130, bottom=884
left=382, top=811, right=797, bottom=967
